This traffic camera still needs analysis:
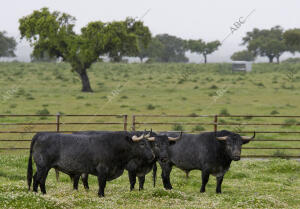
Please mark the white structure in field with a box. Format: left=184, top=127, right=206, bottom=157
left=232, top=61, right=252, bottom=72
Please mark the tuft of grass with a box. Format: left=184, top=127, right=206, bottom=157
left=192, top=125, right=205, bottom=132
left=172, top=124, right=184, bottom=131
left=146, top=104, right=155, bottom=110
left=219, top=108, right=230, bottom=116
left=270, top=110, right=279, bottom=115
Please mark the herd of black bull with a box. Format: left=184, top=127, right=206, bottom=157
left=27, top=130, right=255, bottom=197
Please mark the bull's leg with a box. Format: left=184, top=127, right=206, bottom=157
left=185, top=170, right=190, bottom=179
left=39, top=168, right=50, bottom=194
left=161, top=163, right=173, bottom=190
left=128, top=171, right=136, bottom=191
left=200, top=171, right=210, bottom=193
left=97, top=175, right=106, bottom=197
left=138, top=176, right=145, bottom=191
left=81, top=174, right=89, bottom=190
left=33, top=166, right=46, bottom=193
left=216, top=175, right=224, bottom=193
left=73, top=175, right=80, bottom=190
left=33, top=172, right=39, bottom=192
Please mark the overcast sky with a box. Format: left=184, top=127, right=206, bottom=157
left=1, top=0, right=300, bottom=62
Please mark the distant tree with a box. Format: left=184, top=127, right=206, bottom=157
left=107, top=19, right=151, bottom=62
left=188, top=39, right=220, bottom=63
left=0, top=31, right=17, bottom=58
left=242, top=26, right=286, bottom=63
left=19, top=8, right=150, bottom=92
left=137, top=38, right=164, bottom=62
left=283, top=28, right=300, bottom=53
left=230, top=50, right=255, bottom=61
left=153, top=34, right=188, bottom=62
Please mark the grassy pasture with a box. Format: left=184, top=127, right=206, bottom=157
left=0, top=62, right=300, bottom=208
left=0, top=155, right=299, bottom=208
left=0, top=62, right=300, bottom=156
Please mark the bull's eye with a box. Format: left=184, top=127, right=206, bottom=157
left=155, top=142, right=159, bottom=147
left=140, top=142, right=145, bottom=146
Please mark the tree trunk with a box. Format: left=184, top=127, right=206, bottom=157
left=276, top=56, right=280, bottom=64
left=78, top=69, right=93, bottom=92
left=203, top=54, right=207, bottom=64
left=268, top=56, right=274, bottom=63
left=139, top=57, right=144, bottom=63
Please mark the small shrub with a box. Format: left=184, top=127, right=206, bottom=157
left=172, top=124, right=184, bottom=131
left=121, top=96, right=128, bottom=99
left=76, top=96, right=84, bottom=99
left=147, top=104, right=155, bottom=110
left=9, top=104, right=17, bottom=108
left=194, top=86, right=199, bottom=89
left=181, top=97, right=187, bottom=101
left=36, top=108, right=50, bottom=115
left=282, top=119, right=297, bottom=127
left=256, top=82, right=265, bottom=87
left=210, top=84, right=218, bottom=89
left=192, top=125, right=205, bottom=132
left=219, top=108, right=230, bottom=116
left=270, top=110, right=279, bottom=115
left=272, top=150, right=290, bottom=159
left=189, top=113, right=198, bottom=117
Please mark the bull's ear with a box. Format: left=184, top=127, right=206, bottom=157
left=242, top=139, right=251, bottom=144
left=125, top=135, right=133, bottom=143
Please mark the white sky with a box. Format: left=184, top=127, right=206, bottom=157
left=1, top=0, right=300, bottom=62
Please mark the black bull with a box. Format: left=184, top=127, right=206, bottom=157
left=157, top=130, right=255, bottom=193
left=27, top=132, right=154, bottom=197
left=64, top=131, right=181, bottom=191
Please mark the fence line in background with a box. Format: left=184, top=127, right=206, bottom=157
left=132, top=114, right=300, bottom=159
left=1, top=114, right=300, bottom=158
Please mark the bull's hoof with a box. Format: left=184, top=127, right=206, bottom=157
left=200, top=189, right=205, bottom=193
left=165, top=186, right=173, bottom=190
left=98, top=193, right=105, bottom=197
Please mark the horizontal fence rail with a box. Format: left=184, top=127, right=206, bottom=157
left=132, top=114, right=300, bottom=159
left=1, top=114, right=300, bottom=159
left=0, top=114, right=128, bottom=150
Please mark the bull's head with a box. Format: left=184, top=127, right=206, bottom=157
left=145, top=132, right=182, bottom=163
left=216, top=132, right=255, bottom=161
left=131, top=133, right=155, bottom=163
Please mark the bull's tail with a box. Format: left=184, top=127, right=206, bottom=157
left=55, top=169, right=60, bottom=182
left=152, top=163, right=157, bottom=187
left=27, top=134, right=38, bottom=191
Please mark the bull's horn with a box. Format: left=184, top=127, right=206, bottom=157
left=216, top=136, right=228, bottom=141
left=168, top=132, right=182, bottom=141
left=147, top=137, right=155, bottom=141
left=241, top=132, right=256, bottom=140
left=132, top=134, right=144, bottom=141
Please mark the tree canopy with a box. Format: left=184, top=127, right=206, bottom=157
left=188, top=39, right=220, bottom=63
left=19, top=7, right=151, bottom=92
left=140, top=34, right=188, bottom=63
left=283, top=28, right=300, bottom=53
left=0, top=31, right=17, bottom=58
left=242, top=26, right=286, bottom=63
left=230, top=50, right=255, bottom=61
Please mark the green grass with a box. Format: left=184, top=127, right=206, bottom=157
left=0, top=154, right=299, bottom=208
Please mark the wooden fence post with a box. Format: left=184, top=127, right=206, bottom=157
left=214, top=115, right=218, bottom=132
left=132, top=115, right=136, bottom=131
left=123, top=115, right=128, bottom=131
left=56, top=113, right=60, bottom=132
